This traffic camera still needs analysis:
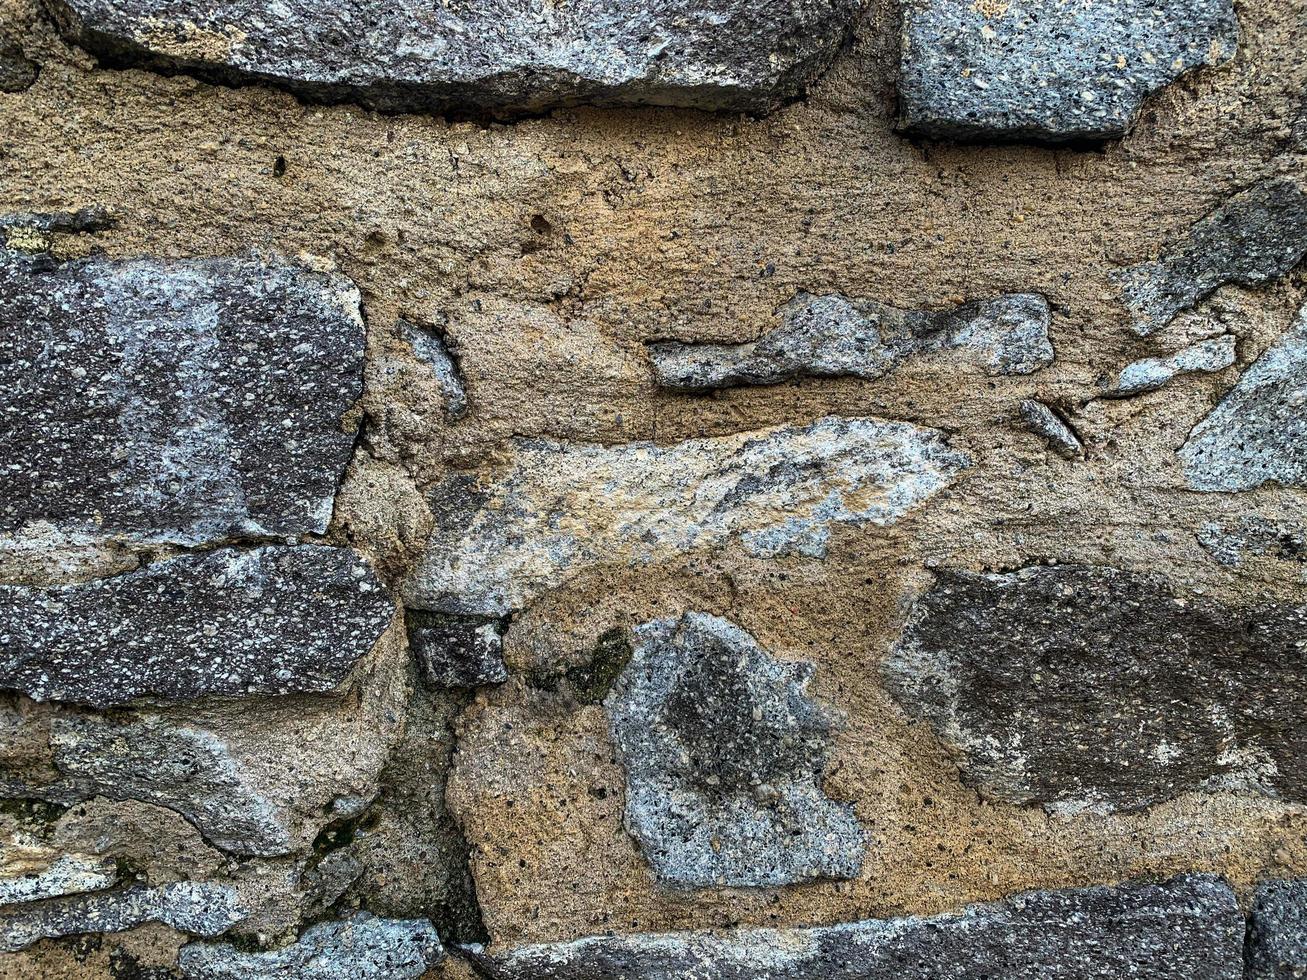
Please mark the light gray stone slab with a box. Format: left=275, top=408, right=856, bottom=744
left=1104, top=335, right=1236, bottom=398
left=0, top=849, right=118, bottom=907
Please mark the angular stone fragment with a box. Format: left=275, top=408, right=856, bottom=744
left=898, top=0, right=1239, bottom=143
left=491, top=874, right=1242, bottom=979
left=0, top=545, right=393, bottom=707
left=606, top=613, right=864, bottom=888
left=397, top=319, right=467, bottom=422
left=0, top=844, right=117, bottom=906
left=0, top=253, right=364, bottom=548
left=406, top=611, right=507, bottom=689
left=178, top=913, right=443, bottom=980
left=884, top=565, right=1307, bottom=811
left=1247, top=879, right=1307, bottom=980
left=1198, top=516, right=1306, bottom=569
left=1117, top=179, right=1307, bottom=336
left=406, top=417, right=970, bottom=615
left=0, top=46, right=38, bottom=93
left=1180, top=305, right=1307, bottom=492
left=649, top=292, right=1052, bottom=391
left=0, top=207, right=115, bottom=236
left=1104, top=335, right=1236, bottom=398
left=1019, top=400, right=1083, bottom=458
left=47, top=0, right=860, bottom=116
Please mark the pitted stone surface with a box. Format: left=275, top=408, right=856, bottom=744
left=1180, top=305, right=1307, bottom=492
left=1247, top=879, right=1307, bottom=979
left=898, top=0, right=1239, bottom=143
left=648, top=292, right=1052, bottom=391
left=47, top=0, right=860, bottom=116
left=405, top=416, right=971, bottom=615
left=605, top=613, right=864, bottom=888
left=1019, top=400, right=1083, bottom=458
left=397, top=319, right=468, bottom=422
left=0, top=253, right=364, bottom=549
left=491, top=874, right=1242, bottom=979
left=1104, top=336, right=1236, bottom=398
left=884, top=565, right=1307, bottom=812
left=406, top=611, right=508, bottom=689
left=1116, top=179, right=1307, bottom=336
left=1198, top=516, right=1306, bottom=570
left=0, top=545, right=393, bottom=707
left=0, top=845, right=118, bottom=906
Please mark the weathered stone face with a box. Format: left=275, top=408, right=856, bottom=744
left=1247, top=879, right=1307, bottom=980
left=0, top=253, right=364, bottom=549
left=1018, top=400, right=1083, bottom=458
left=406, top=611, right=507, bottom=688
left=898, top=0, right=1239, bottom=142
left=1198, top=516, right=1307, bottom=571
left=0, top=46, right=38, bottom=93
left=490, top=874, right=1243, bottom=979
left=47, top=0, right=861, bottom=116
left=606, top=613, right=864, bottom=888
left=1104, top=335, right=1236, bottom=398
left=648, top=292, right=1052, bottom=391
left=397, top=319, right=468, bottom=422
left=0, top=844, right=117, bottom=906
left=884, top=565, right=1307, bottom=812
left=0, top=545, right=393, bottom=707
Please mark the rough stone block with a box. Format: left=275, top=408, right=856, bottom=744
left=1248, top=878, right=1307, bottom=979
left=0, top=845, right=118, bottom=906
left=406, top=611, right=508, bottom=688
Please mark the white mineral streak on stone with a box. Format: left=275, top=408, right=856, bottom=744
left=0, top=841, right=118, bottom=906
left=1105, top=335, right=1236, bottom=397
left=405, top=416, right=971, bottom=615
left=1018, top=400, right=1083, bottom=458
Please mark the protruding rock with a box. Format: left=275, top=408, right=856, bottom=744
left=1104, top=335, right=1236, bottom=398
left=0, top=545, right=393, bottom=707
left=884, top=565, right=1307, bottom=811
left=397, top=319, right=467, bottom=422
left=0, top=46, right=38, bottom=93
left=406, top=611, right=507, bottom=688
left=1019, top=400, right=1083, bottom=458
left=898, top=0, right=1239, bottom=143
left=606, top=612, right=864, bottom=888
left=1247, top=879, right=1307, bottom=980
left=648, top=292, right=1052, bottom=391
left=406, top=417, right=971, bottom=615
left=0, top=843, right=117, bottom=906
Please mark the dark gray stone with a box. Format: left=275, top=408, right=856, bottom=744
left=1103, top=335, right=1236, bottom=398
left=0, top=545, right=393, bottom=707
left=1019, top=400, right=1083, bottom=458
left=1248, top=879, right=1307, bottom=979
left=397, top=319, right=467, bottom=422
left=0, top=253, right=364, bottom=548
left=0, top=45, right=37, bottom=93
left=1198, top=516, right=1307, bottom=569
left=606, top=612, right=864, bottom=888
left=884, top=565, right=1307, bottom=812
left=648, top=292, right=1052, bottom=391
left=0, top=851, right=118, bottom=906
left=47, top=0, right=860, bottom=116
left=490, top=874, right=1243, bottom=979
left=1116, top=179, right=1307, bottom=336
left=0, top=207, right=115, bottom=236
left=406, top=611, right=507, bottom=689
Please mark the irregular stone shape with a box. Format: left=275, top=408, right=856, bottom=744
left=1247, top=879, right=1307, bottom=979
left=648, top=292, right=1052, bottom=391
left=1019, top=400, right=1083, bottom=458
left=406, top=416, right=971, bottom=615
left=0, top=881, right=245, bottom=952
left=1198, top=516, right=1306, bottom=569
left=406, top=611, right=507, bottom=689
left=1104, top=335, right=1236, bottom=398
left=47, top=0, right=860, bottom=116
left=0, top=845, right=117, bottom=906
left=606, top=612, right=864, bottom=888
left=0, top=253, right=364, bottom=548
left=1180, top=305, right=1307, bottom=492
left=1116, top=179, right=1307, bottom=336
left=0, top=207, right=116, bottom=235
left=178, top=913, right=443, bottom=980
left=0, top=46, right=38, bottom=93
left=490, top=874, right=1242, bottom=979
left=0, top=545, right=393, bottom=707
left=898, top=0, right=1239, bottom=143
left=884, top=565, right=1307, bottom=812
left=397, top=319, right=467, bottom=422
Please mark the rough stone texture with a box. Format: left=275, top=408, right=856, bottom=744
left=885, top=565, right=1307, bottom=812
left=0, top=44, right=36, bottom=92
left=0, top=545, right=393, bottom=707
left=1116, top=179, right=1307, bottom=336
left=1018, top=400, right=1083, bottom=458
left=0, top=843, right=117, bottom=906
left=1180, top=304, right=1307, bottom=492
left=648, top=292, right=1052, bottom=391
left=0, top=253, right=364, bottom=550
left=1248, top=878, right=1307, bottom=979
left=406, top=416, right=970, bottom=615
left=606, top=612, right=864, bottom=888
left=398, top=319, right=468, bottom=422
left=491, top=874, right=1243, bottom=979
left=1199, top=516, right=1306, bottom=572
left=898, top=0, right=1240, bottom=143
left=407, top=611, right=508, bottom=689
left=1104, top=335, right=1237, bottom=398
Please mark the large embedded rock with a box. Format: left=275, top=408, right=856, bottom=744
left=47, top=0, right=861, bottom=116
left=406, top=416, right=970, bottom=615
left=490, top=874, right=1243, bottom=979
left=0, top=254, right=364, bottom=550
left=0, top=545, right=393, bottom=707
left=884, top=565, right=1307, bottom=812
left=648, top=292, right=1052, bottom=391
left=1104, top=336, right=1236, bottom=398
left=1180, top=305, right=1307, bottom=492
left=1247, top=879, right=1307, bottom=979
left=898, top=0, right=1239, bottom=142
left=606, top=613, right=864, bottom=888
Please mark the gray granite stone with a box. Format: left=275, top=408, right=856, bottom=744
left=1104, top=335, right=1236, bottom=398
left=1198, top=516, right=1306, bottom=570
left=0, top=253, right=364, bottom=549
left=0, top=848, right=118, bottom=906
left=884, top=565, right=1307, bottom=812
left=898, top=0, right=1239, bottom=143
left=1248, top=879, right=1307, bottom=979
left=649, top=292, right=1052, bottom=391
left=490, top=873, right=1243, bottom=979
left=397, top=319, right=468, bottom=422
left=47, top=0, right=860, bottom=116
left=406, top=611, right=507, bottom=689
left=0, top=545, right=393, bottom=708
left=0, top=207, right=115, bottom=236
left=1019, top=400, right=1083, bottom=458
left=606, top=612, right=864, bottom=888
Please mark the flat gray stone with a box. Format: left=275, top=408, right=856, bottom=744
left=1116, top=179, right=1307, bottom=336
left=0, top=545, right=393, bottom=707
left=1104, top=335, right=1236, bottom=398
left=606, top=612, right=864, bottom=888
left=884, top=565, right=1307, bottom=812
left=48, top=0, right=860, bottom=116
left=1180, top=304, right=1307, bottom=492
left=898, top=0, right=1238, bottom=142
left=405, top=416, right=971, bottom=615
left=649, top=292, right=1052, bottom=391
left=0, top=848, right=118, bottom=906
left=490, top=873, right=1243, bottom=979
left=1019, top=400, right=1083, bottom=458
left=397, top=319, right=467, bottom=422
left=1247, top=879, right=1307, bottom=979
left=0, top=253, right=364, bottom=549
left=406, top=611, right=507, bottom=689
